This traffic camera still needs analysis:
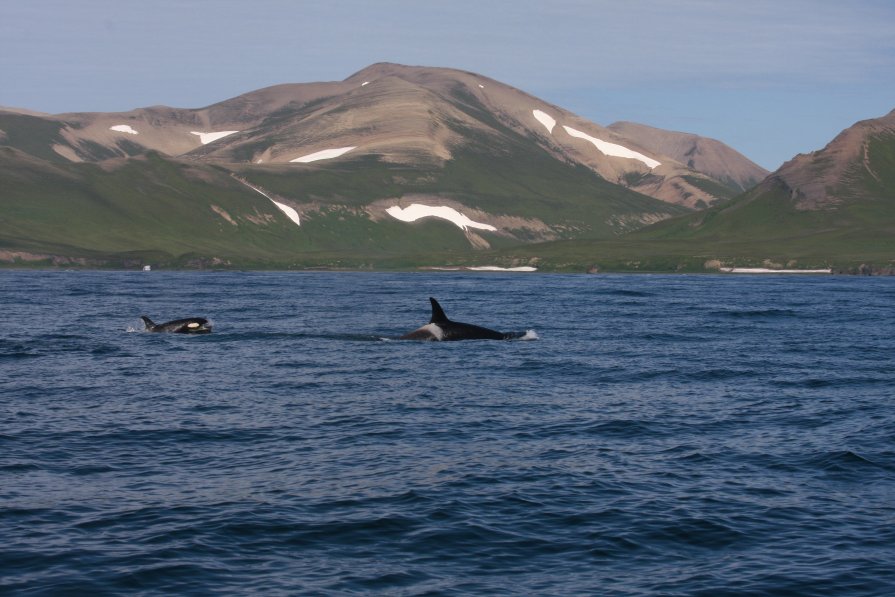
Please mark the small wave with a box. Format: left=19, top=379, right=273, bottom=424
left=646, top=517, right=746, bottom=548
left=297, top=332, right=389, bottom=342
left=0, top=462, right=42, bottom=473
left=70, top=464, right=118, bottom=475
left=601, top=289, right=654, bottom=297
left=711, top=308, right=799, bottom=319
left=641, top=332, right=710, bottom=343
left=0, top=347, right=41, bottom=359
left=679, top=367, right=751, bottom=382
left=811, top=450, right=890, bottom=473
left=771, top=376, right=891, bottom=389
left=210, top=331, right=387, bottom=342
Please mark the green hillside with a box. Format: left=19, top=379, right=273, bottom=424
left=480, top=131, right=895, bottom=272
left=3, top=99, right=892, bottom=272
left=238, top=141, right=684, bottom=239
left=0, top=113, right=68, bottom=163
left=0, top=141, right=684, bottom=268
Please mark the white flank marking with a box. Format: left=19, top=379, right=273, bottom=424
left=423, top=323, right=445, bottom=341
left=532, top=110, right=556, bottom=134
left=385, top=204, right=497, bottom=232
left=467, top=266, right=538, bottom=272
left=110, top=124, right=138, bottom=135
left=563, top=125, right=661, bottom=169
left=290, top=146, right=356, bottom=163
left=520, top=330, right=539, bottom=340
left=235, top=178, right=301, bottom=226
left=190, top=131, right=239, bottom=145
left=720, top=268, right=831, bottom=274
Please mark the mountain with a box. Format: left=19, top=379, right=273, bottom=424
left=487, top=109, right=895, bottom=273
left=645, top=109, right=895, bottom=238
left=0, top=63, right=771, bottom=268
left=607, top=121, right=768, bottom=193
left=761, top=109, right=895, bottom=209
left=1, top=64, right=760, bottom=206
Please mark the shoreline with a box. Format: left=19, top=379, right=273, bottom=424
left=2, top=265, right=890, bottom=276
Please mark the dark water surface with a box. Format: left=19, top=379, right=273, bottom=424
left=2, top=271, right=894, bottom=595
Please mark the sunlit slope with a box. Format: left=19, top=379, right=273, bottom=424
left=1, top=63, right=765, bottom=208
left=481, top=113, right=895, bottom=272
left=0, top=150, right=507, bottom=265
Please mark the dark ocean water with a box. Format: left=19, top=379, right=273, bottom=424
left=2, top=271, right=894, bottom=596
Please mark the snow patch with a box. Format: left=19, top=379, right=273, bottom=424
left=190, top=130, right=239, bottom=145
left=532, top=110, right=556, bottom=134
left=270, top=200, right=302, bottom=227
left=362, top=81, right=370, bottom=86
left=478, top=84, right=485, bottom=89
left=563, top=126, right=660, bottom=169
left=290, top=146, right=356, bottom=163
left=386, top=204, right=497, bottom=232
left=234, top=177, right=301, bottom=226
left=110, top=124, right=138, bottom=135
left=720, top=268, right=831, bottom=274
left=467, top=266, right=537, bottom=272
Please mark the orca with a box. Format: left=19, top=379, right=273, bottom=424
left=140, top=315, right=212, bottom=334
left=400, top=297, right=523, bottom=341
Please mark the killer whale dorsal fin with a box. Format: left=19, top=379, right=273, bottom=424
left=429, top=297, right=450, bottom=324
left=140, top=315, right=155, bottom=330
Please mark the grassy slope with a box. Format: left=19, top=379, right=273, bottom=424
left=234, top=85, right=686, bottom=241
left=483, top=132, right=895, bottom=272
left=0, top=113, right=68, bottom=163
left=2, top=83, right=690, bottom=268
left=1, top=151, right=294, bottom=261
left=239, top=145, right=684, bottom=241
left=4, top=94, right=890, bottom=271
left=0, top=150, right=526, bottom=267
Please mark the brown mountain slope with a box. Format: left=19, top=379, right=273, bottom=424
left=628, top=108, right=895, bottom=261
left=764, top=109, right=895, bottom=209
left=608, top=121, right=768, bottom=192
left=0, top=63, right=765, bottom=208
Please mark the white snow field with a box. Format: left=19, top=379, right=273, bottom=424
left=233, top=178, right=301, bottom=227
left=290, top=147, right=356, bottom=163
left=110, top=125, right=138, bottom=135
left=269, top=201, right=302, bottom=227
left=563, top=126, right=660, bottom=169
left=190, top=131, right=239, bottom=145
left=467, top=266, right=537, bottom=272
left=532, top=110, right=556, bottom=134
left=385, top=204, right=497, bottom=232
left=720, top=268, right=831, bottom=274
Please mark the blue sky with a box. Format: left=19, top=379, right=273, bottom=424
left=1, top=0, right=893, bottom=170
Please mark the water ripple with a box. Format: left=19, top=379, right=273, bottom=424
left=1, top=271, right=894, bottom=595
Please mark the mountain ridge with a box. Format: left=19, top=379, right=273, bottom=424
left=6, top=63, right=886, bottom=272
left=485, top=108, right=893, bottom=273
left=0, top=62, right=764, bottom=208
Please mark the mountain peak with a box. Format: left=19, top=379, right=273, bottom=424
left=1, top=63, right=768, bottom=208
left=769, top=107, right=895, bottom=209
left=607, top=121, right=768, bottom=192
